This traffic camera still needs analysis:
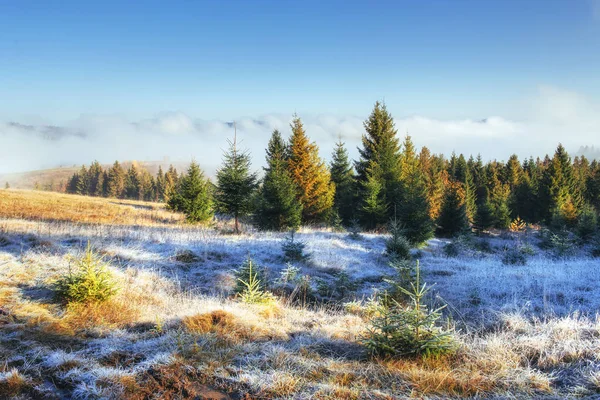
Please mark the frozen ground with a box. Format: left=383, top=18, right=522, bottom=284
left=2, top=218, right=600, bottom=398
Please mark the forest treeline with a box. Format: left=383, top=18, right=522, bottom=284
left=65, top=102, right=600, bottom=243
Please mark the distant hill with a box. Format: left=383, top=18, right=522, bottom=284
left=0, top=160, right=191, bottom=191
left=576, top=146, right=600, bottom=161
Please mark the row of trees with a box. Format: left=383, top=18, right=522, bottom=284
left=66, top=161, right=179, bottom=202
left=66, top=102, right=600, bottom=244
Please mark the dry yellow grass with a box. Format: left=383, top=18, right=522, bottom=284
left=0, top=189, right=184, bottom=226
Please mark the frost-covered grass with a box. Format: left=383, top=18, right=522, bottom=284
left=1, top=216, right=600, bottom=399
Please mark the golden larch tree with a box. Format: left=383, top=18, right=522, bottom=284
left=287, top=115, right=335, bottom=223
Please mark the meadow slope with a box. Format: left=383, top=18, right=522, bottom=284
left=1, top=190, right=600, bottom=399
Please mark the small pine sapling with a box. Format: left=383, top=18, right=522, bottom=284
left=234, top=257, right=274, bottom=304
left=53, top=242, right=118, bottom=304
left=363, top=260, right=456, bottom=358
left=385, top=218, right=411, bottom=260
left=347, top=218, right=363, bottom=240
left=282, top=229, right=310, bottom=262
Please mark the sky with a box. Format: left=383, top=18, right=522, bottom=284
left=1, top=0, right=600, bottom=174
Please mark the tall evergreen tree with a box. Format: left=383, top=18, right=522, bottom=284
left=156, top=166, right=166, bottom=202
left=329, top=139, right=356, bottom=225
left=587, top=161, right=600, bottom=213
left=396, top=136, right=434, bottom=244
left=423, top=153, right=447, bottom=221
left=540, top=144, right=583, bottom=225
left=125, top=164, right=141, bottom=200
left=473, top=186, right=495, bottom=233
left=168, top=161, right=213, bottom=223
left=88, top=161, right=104, bottom=197
left=355, top=101, right=401, bottom=225
left=255, top=130, right=302, bottom=230
left=361, top=167, right=388, bottom=229
left=138, top=169, right=155, bottom=201
left=489, top=170, right=511, bottom=229
left=164, top=165, right=179, bottom=204
left=215, top=134, right=258, bottom=233
left=464, top=168, right=477, bottom=224
left=437, top=181, right=469, bottom=236
left=75, top=165, right=89, bottom=195
left=106, top=161, right=126, bottom=198
left=287, top=115, right=335, bottom=223
left=505, top=154, right=522, bottom=191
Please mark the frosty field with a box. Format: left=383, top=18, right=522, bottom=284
left=1, top=194, right=600, bottom=399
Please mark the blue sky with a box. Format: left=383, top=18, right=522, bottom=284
left=1, top=1, right=600, bottom=173
left=1, top=0, right=599, bottom=121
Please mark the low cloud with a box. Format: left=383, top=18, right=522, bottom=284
left=1, top=86, right=599, bottom=175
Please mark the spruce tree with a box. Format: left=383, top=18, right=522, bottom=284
left=66, top=172, right=79, bottom=194
left=329, top=139, right=356, bottom=225
left=424, top=153, right=447, bottom=221
left=473, top=186, right=494, bottom=233
left=505, top=154, right=522, bottom=191
left=138, top=169, right=155, bottom=201
left=75, top=165, right=89, bottom=195
left=361, top=167, right=388, bottom=229
left=215, top=134, right=258, bottom=233
left=397, top=136, right=434, bottom=245
left=156, top=166, right=166, bottom=202
left=464, top=168, right=477, bottom=224
left=587, top=161, right=600, bottom=213
left=125, top=164, right=141, bottom=200
left=255, top=130, right=302, bottom=231
left=164, top=165, right=179, bottom=204
left=168, top=161, right=213, bottom=223
left=437, top=182, right=469, bottom=236
left=490, top=178, right=511, bottom=229
left=88, top=161, right=104, bottom=197
left=541, top=144, right=583, bottom=225
left=287, top=115, right=335, bottom=223
left=355, top=101, right=401, bottom=225
left=106, top=161, right=126, bottom=198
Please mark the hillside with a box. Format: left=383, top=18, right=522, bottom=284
left=1, top=190, right=600, bottom=398
left=0, top=160, right=191, bottom=190
left=0, top=189, right=184, bottom=226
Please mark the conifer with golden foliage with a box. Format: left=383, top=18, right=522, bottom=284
left=287, top=115, right=334, bottom=222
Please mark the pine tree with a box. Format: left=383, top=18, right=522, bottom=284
left=106, top=161, right=126, bottom=198
left=505, top=154, right=522, bottom=191
left=396, top=136, right=434, bottom=244
left=287, top=115, right=335, bottom=223
left=156, top=166, right=166, bottom=202
left=464, top=168, right=477, bottom=224
left=473, top=186, right=495, bottom=233
left=437, top=181, right=469, bottom=236
left=164, top=165, right=179, bottom=204
left=168, top=161, right=213, bottom=223
left=255, top=130, right=303, bottom=231
left=4, top=182, right=9, bottom=189
left=138, top=169, right=155, bottom=201
left=125, top=164, right=141, bottom=199
left=587, top=161, right=600, bottom=213
left=423, top=153, right=447, bottom=221
left=541, top=144, right=583, bottom=225
left=361, top=167, right=388, bottom=229
left=453, top=154, right=468, bottom=183
left=215, top=133, right=258, bottom=233
left=75, top=165, right=89, bottom=195
left=88, top=161, right=104, bottom=197
left=489, top=173, right=511, bottom=229
left=329, top=139, right=356, bottom=225
left=355, top=101, right=401, bottom=225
